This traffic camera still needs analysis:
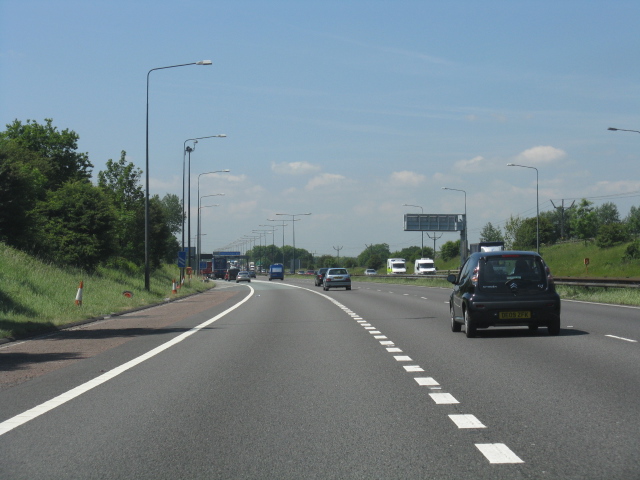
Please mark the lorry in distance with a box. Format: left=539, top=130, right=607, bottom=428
left=387, top=258, right=406, bottom=274
left=469, top=241, right=505, bottom=254
left=212, top=256, right=228, bottom=279
left=414, top=258, right=436, bottom=275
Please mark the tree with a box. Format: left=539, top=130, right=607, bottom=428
left=596, top=223, right=629, bottom=248
left=479, top=222, right=504, bottom=243
left=503, top=215, right=524, bottom=250
left=595, top=202, right=620, bottom=226
left=358, top=243, right=391, bottom=267
left=367, top=254, right=384, bottom=270
left=159, top=194, right=183, bottom=236
left=1, top=119, right=92, bottom=190
left=625, top=206, right=640, bottom=237
left=0, top=141, right=46, bottom=249
left=512, top=217, right=555, bottom=250
left=571, top=199, right=599, bottom=244
left=34, top=180, right=115, bottom=270
left=97, top=151, right=145, bottom=265
left=440, top=240, right=460, bottom=261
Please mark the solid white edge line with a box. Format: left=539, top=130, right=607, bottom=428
left=0, top=286, right=256, bottom=437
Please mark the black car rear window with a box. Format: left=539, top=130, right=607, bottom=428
left=479, top=255, right=546, bottom=290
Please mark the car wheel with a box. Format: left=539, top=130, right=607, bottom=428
left=451, top=304, right=461, bottom=332
left=548, top=316, right=560, bottom=336
left=464, top=309, right=476, bottom=338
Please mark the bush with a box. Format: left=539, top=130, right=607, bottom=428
left=596, top=223, right=629, bottom=248
left=623, top=239, right=640, bottom=261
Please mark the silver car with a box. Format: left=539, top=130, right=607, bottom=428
left=236, top=271, right=251, bottom=283
left=323, top=268, right=351, bottom=291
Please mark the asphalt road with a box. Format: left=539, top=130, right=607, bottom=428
left=0, top=278, right=638, bottom=479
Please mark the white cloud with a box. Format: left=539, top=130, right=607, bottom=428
left=515, top=146, right=567, bottom=164
left=453, top=155, right=485, bottom=173
left=305, top=173, right=347, bottom=190
left=271, top=161, right=321, bottom=175
left=390, top=170, right=426, bottom=187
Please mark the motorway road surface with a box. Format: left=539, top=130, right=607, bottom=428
left=1, top=278, right=638, bottom=479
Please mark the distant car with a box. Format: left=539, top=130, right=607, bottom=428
left=447, top=251, right=561, bottom=337
left=315, top=268, right=329, bottom=286
left=323, top=268, right=351, bottom=291
left=236, top=271, right=251, bottom=283
left=306, top=270, right=315, bottom=275
left=364, top=269, right=377, bottom=276
left=248, top=270, right=256, bottom=278
left=297, top=270, right=305, bottom=275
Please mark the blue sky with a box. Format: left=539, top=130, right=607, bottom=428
left=2, top=0, right=639, bottom=258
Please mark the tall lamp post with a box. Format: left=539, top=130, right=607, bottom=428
left=145, top=59, right=212, bottom=291
left=197, top=193, right=223, bottom=274
left=185, top=144, right=227, bottom=271
left=507, top=163, right=539, bottom=253
left=275, top=213, right=311, bottom=273
left=403, top=203, right=424, bottom=257
left=196, top=202, right=218, bottom=273
left=181, top=134, right=227, bottom=268
left=252, top=229, right=271, bottom=271
left=442, top=187, right=468, bottom=261
left=260, top=224, right=280, bottom=266
left=268, top=218, right=291, bottom=265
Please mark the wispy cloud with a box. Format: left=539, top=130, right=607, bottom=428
left=390, top=171, right=426, bottom=187
left=515, top=146, right=567, bottom=164
left=271, top=161, right=321, bottom=175
left=305, top=173, right=347, bottom=190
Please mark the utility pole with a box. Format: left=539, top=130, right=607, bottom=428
left=550, top=199, right=575, bottom=240
left=333, top=245, right=343, bottom=266
left=426, top=232, right=443, bottom=259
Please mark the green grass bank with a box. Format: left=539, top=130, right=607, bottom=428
left=0, top=242, right=214, bottom=340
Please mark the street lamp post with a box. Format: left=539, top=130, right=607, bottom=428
left=259, top=224, right=279, bottom=266
left=145, top=60, right=212, bottom=291
left=186, top=145, right=227, bottom=272
left=507, top=163, right=539, bottom=253
left=252, top=230, right=270, bottom=271
left=268, top=218, right=291, bottom=265
left=197, top=194, right=223, bottom=274
left=442, top=187, right=468, bottom=261
left=403, top=203, right=424, bottom=257
left=275, top=213, right=311, bottom=273
left=181, top=135, right=227, bottom=273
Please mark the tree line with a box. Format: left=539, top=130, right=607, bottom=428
left=438, top=200, right=640, bottom=262
left=0, top=119, right=182, bottom=272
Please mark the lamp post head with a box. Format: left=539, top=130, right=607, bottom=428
left=608, top=127, right=618, bottom=131
left=196, top=60, right=212, bottom=65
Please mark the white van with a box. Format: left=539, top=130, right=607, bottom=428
left=414, top=258, right=436, bottom=275
left=386, top=258, right=406, bottom=274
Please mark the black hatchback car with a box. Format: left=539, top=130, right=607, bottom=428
left=447, top=251, right=561, bottom=337
left=315, top=268, right=329, bottom=286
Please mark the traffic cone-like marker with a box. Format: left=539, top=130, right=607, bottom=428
left=172, top=279, right=178, bottom=294
left=75, top=281, right=83, bottom=306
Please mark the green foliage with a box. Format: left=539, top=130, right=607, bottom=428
left=479, top=222, right=504, bottom=242
left=1, top=118, right=92, bottom=190
left=439, top=240, right=460, bottom=261
left=513, top=216, right=554, bottom=249
left=503, top=215, right=523, bottom=249
left=34, top=180, right=116, bottom=271
left=358, top=243, right=390, bottom=266
left=367, top=254, right=384, bottom=270
left=623, top=239, right=640, bottom=261
left=596, top=223, right=629, bottom=248
left=571, top=199, right=598, bottom=245
left=626, top=206, right=640, bottom=237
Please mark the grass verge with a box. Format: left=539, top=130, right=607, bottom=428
left=0, top=242, right=215, bottom=340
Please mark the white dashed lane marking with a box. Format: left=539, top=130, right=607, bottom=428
left=476, top=444, right=524, bottom=464
left=337, top=295, right=524, bottom=465
left=429, top=393, right=459, bottom=404
left=449, top=414, right=486, bottom=429
left=605, top=334, right=637, bottom=343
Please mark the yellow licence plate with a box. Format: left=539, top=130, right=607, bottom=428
left=499, top=311, right=531, bottom=319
